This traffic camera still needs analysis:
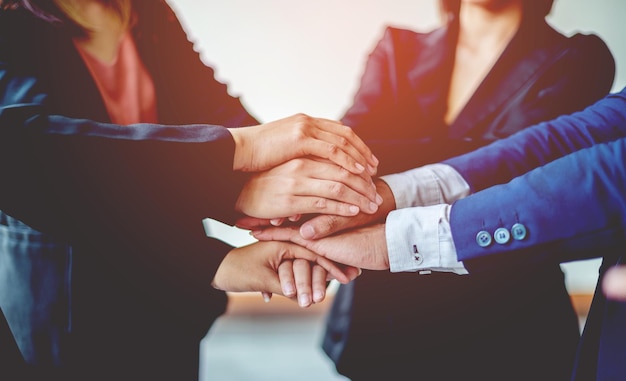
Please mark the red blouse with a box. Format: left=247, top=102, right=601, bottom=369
left=75, top=31, right=158, bottom=125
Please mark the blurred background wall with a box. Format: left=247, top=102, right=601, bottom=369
left=164, top=1, right=625, bottom=379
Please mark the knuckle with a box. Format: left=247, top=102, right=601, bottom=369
left=338, top=166, right=350, bottom=180
left=323, top=215, right=339, bottom=233
left=329, top=182, right=345, bottom=197
left=327, top=143, right=339, bottom=155
left=314, top=198, right=328, bottom=210
left=293, top=113, right=311, bottom=129
left=344, top=125, right=356, bottom=138
left=337, top=136, right=349, bottom=148
left=290, top=158, right=306, bottom=170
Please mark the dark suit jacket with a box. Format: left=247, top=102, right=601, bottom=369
left=0, top=2, right=257, bottom=379
left=324, top=16, right=615, bottom=381
left=445, top=89, right=626, bottom=381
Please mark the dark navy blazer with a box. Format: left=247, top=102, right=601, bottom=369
left=324, top=15, right=615, bottom=381
left=447, top=89, right=626, bottom=381
left=0, top=1, right=256, bottom=379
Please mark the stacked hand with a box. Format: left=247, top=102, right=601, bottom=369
left=213, top=114, right=390, bottom=307
left=229, top=179, right=397, bottom=306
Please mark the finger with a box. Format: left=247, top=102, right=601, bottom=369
left=603, top=265, right=626, bottom=301
left=293, top=259, right=313, bottom=308
left=281, top=158, right=379, bottom=207
left=288, top=214, right=302, bottom=222
left=270, top=218, right=285, bottom=226
left=301, top=137, right=371, bottom=176
left=252, top=225, right=307, bottom=243
left=306, top=160, right=379, bottom=204
left=333, top=265, right=362, bottom=283
left=311, top=255, right=353, bottom=284
left=299, top=214, right=354, bottom=239
left=235, top=217, right=273, bottom=230
left=313, top=118, right=379, bottom=173
left=311, top=265, right=327, bottom=303
left=277, top=260, right=296, bottom=298
left=261, top=292, right=272, bottom=303
left=276, top=241, right=353, bottom=284
left=297, top=178, right=379, bottom=215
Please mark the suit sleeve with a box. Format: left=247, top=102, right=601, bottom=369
left=444, top=89, right=626, bottom=192
left=0, top=25, right=247, bottom=312
left=446, top=92, right=626, bottom=272
left=451, top=137, right=626, bottom=272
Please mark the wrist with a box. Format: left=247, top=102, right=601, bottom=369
left=227, top=128, right=246, bottom=171
left=375, top=178, right=396, bottom=215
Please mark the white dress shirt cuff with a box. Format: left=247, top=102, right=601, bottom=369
left=380, top=163, right=471, bottom=209
left=386, top=204, right=468, bottom=275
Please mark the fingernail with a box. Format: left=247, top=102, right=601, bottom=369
left=349, top=205, right=360, bottom=215
left=368, top=164, right=376, bottom=175
left=313, top=290, right=325, bottom=303
left=358, top=268, right=363, bottom=276
left=298, top=293, right=311, bottom=307
left=270, top=219, right=282, bottom=226
left=262, top=292, right=272, bottom=303
left=300, top=225, right=316, bottom=239
left=376, top=194, right=383, bottom=205
left=371, top=154, right=379, bottom=165
left=369, top=202, right=378, bottom=213
left=283, top=283, right=295, bottom=297
left=354, top=162, right=365, bottom=173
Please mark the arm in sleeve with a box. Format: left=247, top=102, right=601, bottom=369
left=382, top=164, right=469, bottom=274
left=444, top=89, right=626, bottom=193
left=450, top=137, right=626, bottom=273
left=0, top=40, right=248, bottom=304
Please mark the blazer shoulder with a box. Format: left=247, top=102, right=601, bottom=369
left=566, top=32, right=614, bottom=65
left=562, top=32, right=616, bottom=87
left=380, top=25, right=446, bottom=47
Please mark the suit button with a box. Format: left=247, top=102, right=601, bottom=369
left=476, top=230, right=492, bottom=247
left=512, top=223, right=528, bottom=240
left=494, top=227, right=511, bottom=244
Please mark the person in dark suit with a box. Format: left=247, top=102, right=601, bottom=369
left=0, top=1, right=379, bottom=380
left=256, top=88, right=626, bottom=380
left=321, top=0, right=615, bottom=378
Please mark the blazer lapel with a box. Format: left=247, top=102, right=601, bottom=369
left=448, top=20, right=566, bottom=139
left=41, top=27, right=110, bottom=122
left=405, top=25, right=455, bottom=125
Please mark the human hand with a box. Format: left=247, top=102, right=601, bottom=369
left=251, top=224, right=390, bottom=270
left=227, top=114, right=378, bottom=174
left=212, top=241, right=361, bottom=304
left=236, top=178, right=395, bottom=238
left=270, top=260, right=338, bottom=307
left=603, top=264, right=626, bottom=301
left=235, top=158, right=382, bottom=220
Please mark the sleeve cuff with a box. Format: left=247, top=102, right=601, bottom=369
left=380, top=164, right=470, bottom=209
left=386, top=204, right=467, bottom=275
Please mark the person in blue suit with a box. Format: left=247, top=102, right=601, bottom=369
left=254, top=88, right=626, bottom=380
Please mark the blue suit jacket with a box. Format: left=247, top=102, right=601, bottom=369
left=445, top=89, right=626, bottom=380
